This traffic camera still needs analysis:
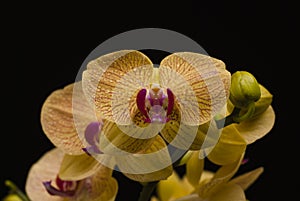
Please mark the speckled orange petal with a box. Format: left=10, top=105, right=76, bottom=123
left=41, top=82, right=97, bottom=155
left=25, top=148, right=65, bottom=201
left=117, top=135, right=173, bottom=182
left=159, top=52, right=231, bottom=125
left=82, top=50, right=153, bottom=125
left=99, top=119, right=156, bottom=154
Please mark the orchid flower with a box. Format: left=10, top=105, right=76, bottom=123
left=25, top=148, right=118, bottom=201
left=81, top=50, right=231, bottom=151
left=0, top=45, right=277, bottom=201
left=38, top=50, right=231, bottom=182
left=23, top=50, right=275, bottom=201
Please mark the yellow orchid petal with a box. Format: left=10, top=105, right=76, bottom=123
left=235, top=106, right=275, bottom=144
left=173, top=194, right=201, bottom=201
left=25, top=148, right=65, bottom=201
left=73, top=166, right=118, bottom=201
left=181, top=176, right=196, bottom=195
left=161, top=113, right=220, bottom=151
left=199, top=170, right=214, bottom=186
left=207, top=125, right=247, bottom=165
left=190, top=120, right=221, bottom=150
left=209, top=183, right=246, bottom=201
left=186, top=151, right=204, bottom=187
left=252, top=84, right=273, bottom=118
left=41, top=82, right=97, bottom=155
left=118, top=136, right=173, bottom=182
left=82, top=50, right=153, bottom=125
left=157, top=171, right=190, bottom=201
left=229, top=167, right=264, bottom=190
left=58, top=153, right=102, bottom=181
left=151, top=197, right=160, bottom=201
left=99, top=119, right=156, bottom=154
left=212, top=153, right=244, bottom=182
left=226, top=99, right=235, bottom=116
left=159, top=52, right=231, bottom=126
left=197, top=154, right=244, bottom=199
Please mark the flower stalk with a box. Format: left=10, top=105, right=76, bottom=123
left=138, top=181, right=159, bottom=201
left=4, top=180, right=30, bottom=201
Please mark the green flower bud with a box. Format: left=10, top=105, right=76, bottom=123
left=230, top=71, right=261, bottom=109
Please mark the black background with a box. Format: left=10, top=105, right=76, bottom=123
left=1, top=1, right=297, bottom=201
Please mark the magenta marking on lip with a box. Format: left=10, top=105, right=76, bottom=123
left=82, top=146, right=103, bottom=156
left=137, top=88, right=150, bottom=121
left=166, top=88, right=175, bottom=116
left=43, top=180, right=76, bottom=197
left=242, top=158, right=249, bottom=165
left=84, top=122, right=102, bottom=146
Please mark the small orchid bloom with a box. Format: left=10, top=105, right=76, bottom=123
left=153, top=152, right=264, bottom=201
left=25, top=148, right=118, bottom=201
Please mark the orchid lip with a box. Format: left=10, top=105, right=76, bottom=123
left=82, top=146, right=103, bottom=156
left=166, top=88, right=174, bottom=116
left=83, top=121, right=103, bottom=155
left=84, top=121, right=102, bottom=146
left=136, top=88, right=150, bottom=120
left=136, top=87, right=175, bottom=123
left=43, top=181, right=76, bottom=197
left=242, top=158, right=249, bottom=165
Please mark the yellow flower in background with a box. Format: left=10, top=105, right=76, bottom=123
left=153, top=151, right=264, bottom=201
left=25, top=148, right=118, bottom=201
left=2, top=194, right=23, bottom=201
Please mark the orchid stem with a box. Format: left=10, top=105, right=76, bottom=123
left=138, top=181, right=158, bottom=201
left=5, top=180, right=31, bottom=201
left=215, top=107, right=240, bottom=129
left=216, top=102, right=256, bottom=129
